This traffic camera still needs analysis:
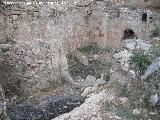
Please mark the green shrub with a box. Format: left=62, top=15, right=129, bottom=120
left=151, top=26, right=160, bottom=37
left=153, top=47, right=160, bottom=57
left=89, top=61, right=112, bottom=81
left=119, top=85, right=131, bottom=97
left=0, top=112, right=7, bottom=120
left=77, top=43, right=112, bottom=54
left=141, top=96, right=150, bottom=109
left=77, top=43, right=100, bottom=54
left=131, top=50, right=151, bottom=74
left=117, top=107, right=136, bottom=120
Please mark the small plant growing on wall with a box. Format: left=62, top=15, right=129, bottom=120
left=153, top=47, right=160, bottom=57
left=117, top=106, right=136, bottom=120
left=131, top=50, right=151, bottom=74
left=77, top=43, right=99, bottom=54
left=151, top=25, right=160, bottom=37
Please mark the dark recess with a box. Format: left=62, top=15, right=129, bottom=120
left=123, top=28, right=137, bottom=40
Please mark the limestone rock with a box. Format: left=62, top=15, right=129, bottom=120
left=149, top=112, right=157, bottom=115
left=96, top=78, right=106, bottom=86
left=113, top=50, right=133, bottom=71
left=128, top=70, right=136, bottom=78
left=132, top=109, right=141, bottom=115
left=149, top=93, right=158, bottom=106
left=75, top=0, right=94, bottom=6
left=95, top=74, right=107, bottom=86
left=125, top=39, right=151, bottom=52
left=81, top=86, right=97, bottom=97
left=80, top=75, right=97, bottom=87
left=109, top=71, right=131, bottom=86
left=12, top=15, right=18, bottom=21
left=0, top=44, right=12, bottom=52
left=116, top=97, right=128, bottom=107
left=73, top=50, right=89, bottom=66
left=141, top=57, right=160, bottom=80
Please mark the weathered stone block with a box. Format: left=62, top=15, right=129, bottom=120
left=11, top=10, right=21, bottom=15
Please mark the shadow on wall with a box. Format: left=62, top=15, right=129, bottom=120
left=0, top=61, right=23, bottom=98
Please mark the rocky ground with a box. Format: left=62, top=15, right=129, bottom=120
left=51, top=37, right=160, bottom=120
left=1, top=37, right=160, bottom=119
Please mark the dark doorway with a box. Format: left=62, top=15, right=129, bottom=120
left=123, top=28, right=137, bottom=40
left=142, top=12, right=147, bottom=22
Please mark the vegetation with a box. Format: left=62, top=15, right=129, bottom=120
left=141, top=95, right=150, bottom=109
left=131, top=50, right=151, bottom=74
left=153, top=47, right=160, bottom=57
left=117, top=106, right=135, bottom=120
left=89, top=61, right=112, bottom=81
left=77, top=42, right=112, bottom=54
left=151, top=25, right=160, bottom=37
left=119, top=85, right=131, bottom=97
left=68, top=43, right=112, bottom=81
left=77, top=43, right=100, bottom=54
left=0, top=112, right=7, bottom=120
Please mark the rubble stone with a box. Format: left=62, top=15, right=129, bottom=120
left=113, top=50, right=133, bottom=71
left=141, top=57, right=160, bottom=80
left=132, top=109, right=141, bottom=115
left=125, top=39, right=152, bottom=52
left=80, top=75, right=97, bottom=87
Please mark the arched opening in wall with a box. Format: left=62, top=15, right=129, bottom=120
left=0, top=61, right=23, bottom=99
left=123, top=28, right=137, bottom=40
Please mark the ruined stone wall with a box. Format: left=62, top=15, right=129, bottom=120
left=67, top=1, right=124, bottom=50
left=0, top=85, right=7, bottom=119
left=0, top=3, right=74, bottom=95
left=124, top=0, right=160, bottom=8
left=0, top=0, right=150, bottom=95
left=0, top=5, right=5, bottom=43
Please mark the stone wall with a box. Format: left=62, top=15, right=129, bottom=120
left=0, top=4, right=6, bottom=43
left=0, top=3, right=74, bottom=95
left=124, top=0, right=160, bottom=8
left=0, top=85, right=7, bottom=119
left=0, top=43, right=25, bottom=97
left=0, top=0, right=151, bottom=95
